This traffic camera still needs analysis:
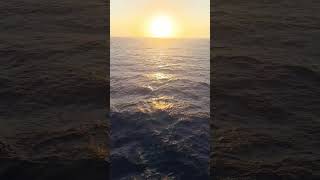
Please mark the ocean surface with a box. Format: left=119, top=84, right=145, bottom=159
left=212, top=0, right=320, bottom=178
left=0, top=0, right=109, bottom=179
left=110, top=37, right=210, bottom=179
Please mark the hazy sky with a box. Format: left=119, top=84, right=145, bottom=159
left=111, top=0, right=210, bottom=38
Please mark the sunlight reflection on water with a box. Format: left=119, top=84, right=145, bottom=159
left=110, top=37, right=210, bottom=179
left=137, top=96, right=175, bottom=113
left=148, top=72, right=174, bottom=81
left=111, top=37, right=209, bottom=115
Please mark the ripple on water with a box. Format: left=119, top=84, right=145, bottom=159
left=111, top=37, right=210, bottom=179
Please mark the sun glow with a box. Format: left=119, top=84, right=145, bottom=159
left=111, top=0, right=210, bottom=38
left=149, top=16, right=174, bottom=38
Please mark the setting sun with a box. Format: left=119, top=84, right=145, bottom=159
left=111, top=0, right=209, bottom=38
left=149, top=16, right=173, bottom=38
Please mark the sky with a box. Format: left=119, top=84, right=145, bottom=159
left=111, top=0, right=210, bottom=38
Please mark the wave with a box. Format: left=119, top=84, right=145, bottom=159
left=111, top=111, right=209, bottom=179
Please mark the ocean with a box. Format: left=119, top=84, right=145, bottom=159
left=110, top=37, right=210, bottom=179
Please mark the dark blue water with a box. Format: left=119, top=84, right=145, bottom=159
left=111, top=37, right=210, bottom=179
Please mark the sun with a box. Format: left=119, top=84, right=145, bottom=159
left=149, top=16, right=173, bottom=38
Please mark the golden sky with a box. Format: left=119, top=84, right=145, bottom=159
left=111, top=0, right=210, bottom=38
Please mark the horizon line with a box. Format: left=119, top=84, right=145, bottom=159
left=110, top=35, right=210, bottom=40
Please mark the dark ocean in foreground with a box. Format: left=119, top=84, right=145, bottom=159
left=110, top=37, right=210, bottom=179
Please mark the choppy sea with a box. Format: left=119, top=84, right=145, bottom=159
left=111, top=37, right=210, bottom=179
